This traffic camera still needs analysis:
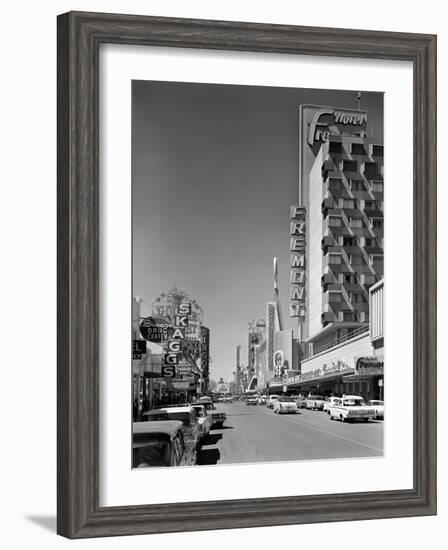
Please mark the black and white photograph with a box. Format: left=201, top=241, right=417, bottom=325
left=131, top=81, right=384, bottom=468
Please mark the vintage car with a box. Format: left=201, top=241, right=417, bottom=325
left=367, top=399, right=385, bottom=419
left=306, top=394, right=326, bottom=411
left=293, top=396, right=308, bottom=409
left=190, top=403, right=213, bottom=438
left=246, top=396, right=258, bottom=406
left=143, top=406, right=202, bottom=449
left=132, top=420, right=196, bottom=467
left=195, top=398, right=226, bottom=428
left=328, top=395, right=376, bottom=422
left=257, top=395, right=268, bottom=405
left=323, top=396, right=341, bottom=413
left=267, top=395, right=280, bottom=409
left=273, top=396, right=298, bottom=414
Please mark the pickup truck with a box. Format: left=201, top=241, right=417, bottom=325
left=328, top=395, right=376, bottom=422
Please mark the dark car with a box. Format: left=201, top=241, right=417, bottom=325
left=132, top=420, right=196, bottom=467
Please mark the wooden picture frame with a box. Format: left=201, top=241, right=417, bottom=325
left=57, top=11, right=437, bottom=538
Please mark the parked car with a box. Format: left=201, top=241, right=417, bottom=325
left=306, top=394, right=326, bottom=411
left=195, top=398, right=227, bottom=427
left=143, top=406, right=202, bottom=450
left=246, top=396, right=258, bottom=406
left=190, top=404, right=213, bottom=438
left=328, top=395, right=376, bottom=422
left=323, top=396, right=341, bottom=414
left=132, top=420, right=196, bottom=467
left=267, top=395, right=280, bottom=409
left=257, top=395, right=268, bottom=405
left=367, top=399, right=384, bottom=419
left=223, top=396, right=233, bottom=403
left=273, top=396, right=298, bottom=414
left=293, top=396, right=308, bottom=409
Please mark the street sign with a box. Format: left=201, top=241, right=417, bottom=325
left=378, top=379, right=383, bottom=387
left=140, top=317, right=170, bottom=343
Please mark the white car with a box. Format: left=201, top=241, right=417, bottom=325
left=328, top=395, right=376, bottom=422
left=267, top=395, right=280, bottom=409
left=367, top=400, right=384, bottom=419
left=323, top=396, right=341, bottom=414
left=306, top=394, right=326, bottom=410
left=273, top=397, right=298, bottom=414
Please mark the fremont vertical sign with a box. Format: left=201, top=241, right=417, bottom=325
left=290, top=205, right=306, bottom=318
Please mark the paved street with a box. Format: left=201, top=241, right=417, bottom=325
left=197, top=401, right=383, bottom=465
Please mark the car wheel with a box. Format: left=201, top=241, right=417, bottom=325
left=329, top=413, right=334, bottom=420
left=340, top=415, right=345, bottom=422
left=364, top=418, right=369, bottom=423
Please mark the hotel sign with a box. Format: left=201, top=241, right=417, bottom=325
left=305, top=106, right=368, bottom=147
left=290, top=205, right=306, bottom=318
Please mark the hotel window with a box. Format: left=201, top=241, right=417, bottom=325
left=328, top=216, right=342, bottom=227
left=329, top=178, right=341, bottom=191
left=371, top=218, right=383, bottom=229
left=371, top=181, right=383, bottom=192
left=349, top=217, right=363, bottom=228
left=343, top=160, right=357, bottom=172
left=351, top=143, right=366, bottom=155
left=342, top=273, right=357, bottom=284
left=363, top=200, right=376, bottom=210
left=329, top=141, right=343, bottom=154
left=343, top=236, right=357, bottom=247
left=372, top=145, right=384, bottom=157
left=364, top=161, right=379, bottom=179
left=370, top=254, right=384, bottom=265
left=349, top=180, right=364, bottom=191
left=350, top=292, right=365, bottom=303
left=349, top=254, right=363, bottom=265
left=364, top=237, right=374, bottom=247
left=342, top=311, right=356, bottom=322
left=328, top=292, right=342, bottom=303
left=328, top=254, right=342, bottom=265
left=362, top=274, right=376, bottom=285
left=340, top=198, right=355, bottom=209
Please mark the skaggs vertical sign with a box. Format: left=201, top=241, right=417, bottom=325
left=290, top=205, right=306, bottom=318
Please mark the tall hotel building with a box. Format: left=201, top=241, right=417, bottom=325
left=290, top=104, right=384, bottom=398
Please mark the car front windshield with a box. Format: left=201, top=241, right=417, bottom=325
left=133, top=439, right=172, bottom=467
left=344, top=399, right=365, bottom=406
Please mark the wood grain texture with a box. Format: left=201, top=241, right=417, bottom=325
left=57, top=11, right=437, bottom=539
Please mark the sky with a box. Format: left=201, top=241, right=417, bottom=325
left=132, top=81, right=383, bottom=383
